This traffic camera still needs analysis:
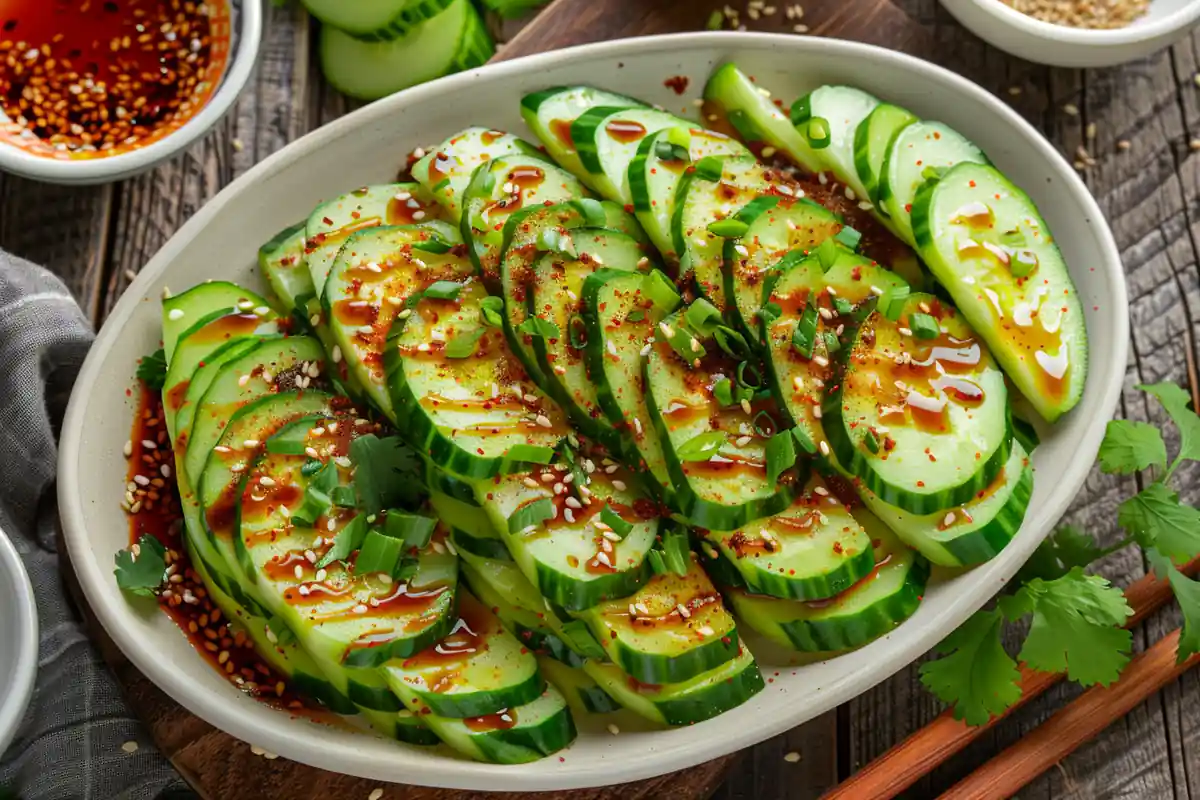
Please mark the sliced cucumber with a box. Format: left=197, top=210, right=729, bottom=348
left=911, top=162, right=1087, bottom=421
left=412, top=128, right=539, bottom=222
left=302, top=0, right=453, bottom=42
left=703, top=63, right=823, bottom=170
left=583, top=645, right=764, bottom=726
left=673, top=154, right=772, bottom=309
left=537, top=656, right=621, bottom=716
left=861, top=439, right=1032, bottom=566
left=644, top=309, right=798, bottom=531
left=879, top=120, right=988, bottom=247
left=520, top=86, right=644, bottom=188
left=384, top=280, right=569, bottom=479
left=258, top=222, right=311, bottom=319
left=570, top=106, right=689, bottom=203
left=723, top=195, right=840, bottom=341
left=319, top=0, right=493, bottom=102
left=790, top=85, right=880, bottom=202
left=576, top=555, right=739, bottom=684
left=629, top=125, right=750, bottom=260
left=460, top=154, right=589, bottom=277
left=162, top=281, right=273, bottom=365
left=706, top=473, right=874, bottom=601
left=728, top=521, right=929, bottom=653
left=823, top=292, right=1011, bottom=514
left=853, top=103, right=917, bottom=211
left=323, top=222, right=472, bottom=420
left=429, top=464, right=511, bottom=562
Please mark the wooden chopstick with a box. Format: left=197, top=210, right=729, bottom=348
left=940, top=630, right=1200, bottom=799
left=821, top=557, right=1200, bottom=800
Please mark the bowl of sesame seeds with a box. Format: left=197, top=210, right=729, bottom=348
left=937, top=0, right=1200, bottom=67
left=0, top=0, right=262, bottom=185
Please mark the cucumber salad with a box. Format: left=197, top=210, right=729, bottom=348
left=123, top=63, right=1086, bottom=765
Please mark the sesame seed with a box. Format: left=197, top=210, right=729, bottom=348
left=369, top=790, right=384, bottom=800
left=565, top=497, right=582, bottom=509
left=353, top=604, right=368, bottom=614
left=736, top=435, right=753, bottom=447
left=536, top=414, right=553, bottom=428
left=629, top=603, right=638, bottom=617
left=595, top=551, right=612, bottom=567
left=819, top=441, right=830, bottom=456
left=603, top=531, right=622, bottom=542
left=943, top=511, right=957, bottom=526
left=677, top=603, right=691, bottom=619
left=812, top=405, right=823, bottom=419
left=123, top=440, right=132, bottom=457
left=761, top=146, right=777, bottom=158
left=293, top=565, right=303, bottom=580
left=612, top=480, right=627, bottom=491
left=259, top=476, right=276, bottom=487
left=332, top=346, right=342, bottom=363
left=133, top=474, right=150, bottom=486
left=524, top=477, right=539, bottom=488
left=121, top=741, right=139, bottom=754
left=784, top=751, right=802, bottom=763
left=564, top=508, right=575, bottom=523
left=607, top=723, right=620, bottom=735
left=167, top=308, right=185, bottom=321
left=814, top=486, right=830, bottom=497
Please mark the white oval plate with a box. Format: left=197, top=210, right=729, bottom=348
left=59, top=32, right=1127, bottom=791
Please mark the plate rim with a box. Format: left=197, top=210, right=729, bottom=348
left=0, top=527, right=39, bottom=756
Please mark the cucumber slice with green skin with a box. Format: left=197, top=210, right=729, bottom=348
left=761, top=250, right=908, bottom=458
left=412, top=128, right=540, bottom=222
left=460, top=154, right=590, bottom=278
left=382, top=588, right=545, bottom=718
left=430, top=479, right=511, bottom=562
left=318, top=0, right=493, bottom=102
left=723, top=195, right=840, bottom=342
left=570, top=106, right=690, bottom=203
left=790, top=85, right=880, bottom=203
left=301, top=0, right=454, bottom=42
left=258, top=222, right=310, bottom=317
left=323, top=222, right=472, bottom=421
left=583, top=645, right=764, bottom=726
left=644, top=309, right=799, bottom=531
left=672, top=154, right=773, bottom=309
left=911, top=162, right=1087, bottom=422
left=861, top=439, right=1033, bottom=567
left=576, top=555, right=739, bottom=684
left=728, top=521, right=929, bottom=653
left=702, top=62, right=824, bottom=169
left=707, top=473, right=874, bottom=601
left=580, top=269, right=674, bottom=498
left=305, top=183, right=443, bottom=301
left=402, top=686, right=577, bottom=764
left=879, top=120, right=988, bottom=247
left=478, top=464, right=658, bottom=612
left=853, top=103, right=917, bottom=212
left=383, top=280, right=569, bottom=479
left=162, top=281, right=272, bottom=364
left=520, top=86, right=645, bottom=189
left=537, top=656, right=621, bottom=716
left=528, top=227, right=651, bottom=451
left=823, top=292, right=1012, bottom=515
left=456, top=543, right=586, bottom=668
left=629, top=126, right=750, bottom=260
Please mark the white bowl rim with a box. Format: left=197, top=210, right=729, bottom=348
left=958, top=0, right=1200, bottom=45
left=0, top=0, right=263, bottom=183
left=0, top=528, right=38, bottom=757
left=58, top=30, right=1129, bottom=790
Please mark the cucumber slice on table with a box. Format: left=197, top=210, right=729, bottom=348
left=258, top=222, right=311, bottom=320
left=706, top=473, right=875, bottom=601
left=879, top=120, right=988, bottom=247
left=644, top=308, right=799, bottom=531
left=583, top=645, right=764, bottom=726
left=853, top=103, right=917, bottom=211
left=520, top=85, right=645, bottom=187
left=629, top=125, right=750, bottom=260
left=319, top=0, right=493, bottom=102
left=728, top=520, right=929, bottom=653
left=575, top=556, right=740, bottom=684
left=162, top=281, right=272, bottom=365
left=911, top=161, right=1088, bottom=421
left=569, top=106, right=690, bottom=203
left=383, top=279, right=569, bottom=479
left=323, top=222, right=472, bottom=421
left=861, top=439, right=1033, bottom=567
left=790, top=85, right=880, bottom=202
left=412, top=127, right=540, bottom=222
left=823, top=291, right=1012, bottom=514
left=301, top=0, right=454, bottom=42
left=703, top=62, right=824, bottom=169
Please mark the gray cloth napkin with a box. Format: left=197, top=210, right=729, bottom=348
left=0, top=251, right=191, bottom=800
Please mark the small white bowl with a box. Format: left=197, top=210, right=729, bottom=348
left=0, top=0, right=262, bottom=186
left=938, top=0, right=1200, bottom=68
left=0, top=528, right=37, bottom=756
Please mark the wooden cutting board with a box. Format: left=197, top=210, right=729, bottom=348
left=58, top=1, right=931, bottom=798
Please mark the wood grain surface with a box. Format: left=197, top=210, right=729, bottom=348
left=11, top=0, right=1200, bottom=798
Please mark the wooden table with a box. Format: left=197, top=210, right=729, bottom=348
left=10, top=1, right=1200, bottom=797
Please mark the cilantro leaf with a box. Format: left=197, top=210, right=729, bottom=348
left=918, top=609, right=1021, bottom=726
left=1098, top=419, right=1167, bottom=475
left=349, top=434, right=425, bottom=515
left=999, top=568, right=1132, bottom=686
left=1015, top=525, right=1106, bottom=583
left=1117, top=482, right=1200, bottom=567
left=1167, top=565, right=1200, bottom=663
left=517, top=316, right=561, bottom=339
left=136, top=348, right=167, bottom=391
left=314, top=513, right=369, bottom=569
left=1140, top=382, right=1200, bottom=466
left=114, top=535, right=168, bottom=596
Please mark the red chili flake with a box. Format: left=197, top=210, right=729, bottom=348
left=663, top=75, right=689, bottom=95
left=916, top=480, right=925, bottom=487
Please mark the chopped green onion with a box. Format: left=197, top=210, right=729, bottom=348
left=816, top=237, right=839, bottom=271
left=560, top=620, right=607, bottom=659
left=791, top=305, right=818, bottom=358
left=823, top=330, right=841, bottom=356
left=392, top=556, right=420, bottom=581
left=423, top=280, right=464, bottom=300
left=509, top=497, right=556, bottom=534
left=655, top=140, right=690, bottom=162
left=537, top=227, right=577, bottom=258
left=736, top=361, right=764, bottom=390
left=353, top=529, right=404, bottom=576
left=300, top=458, right=324, bottom=477
left=1001, top=229, right=1027, bottom=248
left=330, top=485, right=357, bottom=507
left=517, top=316, right=561, bottom=339
left=909, top=312, right=940, bottom=340
left=642, top=270, right=681, bottom=313
left=707, top=218, right=750, bottom=238
left=863, top=429, right=881, bottom=454
left=676, top=431, right=726, bottom=462
left=411, top=236, right=452, bottom=255
left=713, top=377, right=735, bottom=406
left=664, top=320, right=706, bottom=363
left=600, top=504, right=634, bottom=539
left=693, top=156, right=725, bottom=182
left=574, top=198, right=607, bottom=227
left=880, top=285, right=910, bottom=322
left=791, top=426, right=817, bottom=455
left=291, top=461, right=339, bottom=528
left=266, top=416, right=312, bottom=455
left=1010, top=249, right=1039, bottom=278
left=833, top=296, right=854, bottom=317
left=314, top=513, right=368, bottom=569
left=737, top=195, right=781, bottom=223
left=685, top=299, right=723, bottom=336
left=659, top=526, right=691, bottom=577
left=921, top=165, right=947, bottom=183
left=647, top=549, right=667, bottom=575
left=502, top=443, right=557, bottom=466
left=714, top=326, right=751, bottom=359
left=806, top=117, right=831, bottom=149
left=384, top=511, right=437, bottom=551
left=766, top=430, right=797, bottom=484
left=758, top=301, right=782, bottom=326
left=834, top=225, right=862, bottom=251
left=479, top=296, right=504, bottom=328
left=753, top=410, right=778, bottom=437
left=705, top=8, right=723, bottom=29
left=445, top=326, right=485, bottom=358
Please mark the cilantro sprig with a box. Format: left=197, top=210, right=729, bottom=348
left=136, top=348, right=167, bottom=390
left=114, top=534, right=168, bottom=596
